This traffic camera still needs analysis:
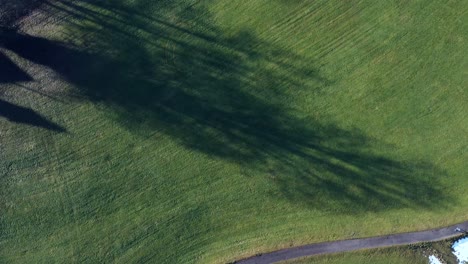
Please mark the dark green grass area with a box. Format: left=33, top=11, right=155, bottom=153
left=0, top=0, right=467, bottom=263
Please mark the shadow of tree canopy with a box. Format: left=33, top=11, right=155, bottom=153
left=0, top=0, right=452, bottom=213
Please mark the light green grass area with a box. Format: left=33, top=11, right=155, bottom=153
left=0, top=0, right=467, bottom=263
left=283, top=247, right=427, bottom=264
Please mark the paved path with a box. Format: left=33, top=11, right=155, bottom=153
left=236, top=221, right=468, bottom=264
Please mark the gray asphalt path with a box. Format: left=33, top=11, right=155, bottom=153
left=236, top=221, right=468, bottom=264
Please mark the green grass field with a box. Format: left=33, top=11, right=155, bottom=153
left=1, top=0, right=467, bottom=263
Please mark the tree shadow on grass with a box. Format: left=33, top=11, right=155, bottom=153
left=0, top=98, right=65, bottom=132
left=0, top=51, right=32, bottom=83
left=0, top=0, right=452, bottom=213
left=0, top=0, right=47, bottom=27
left=0, top=37, right=64, bottom=132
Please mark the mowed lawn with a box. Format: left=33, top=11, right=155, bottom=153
left=0, top=0, right=467, bottom=263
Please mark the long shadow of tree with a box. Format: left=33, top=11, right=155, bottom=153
left=0, top=0, right=452, bottom=213
left=0, top=30, right=64, bottom=132
left=0, top=98, right=65, bottom=132
left=0, top=51, right=32, bottom=83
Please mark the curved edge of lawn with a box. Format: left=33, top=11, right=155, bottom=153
left=235, top=221, right=468, bottom=264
